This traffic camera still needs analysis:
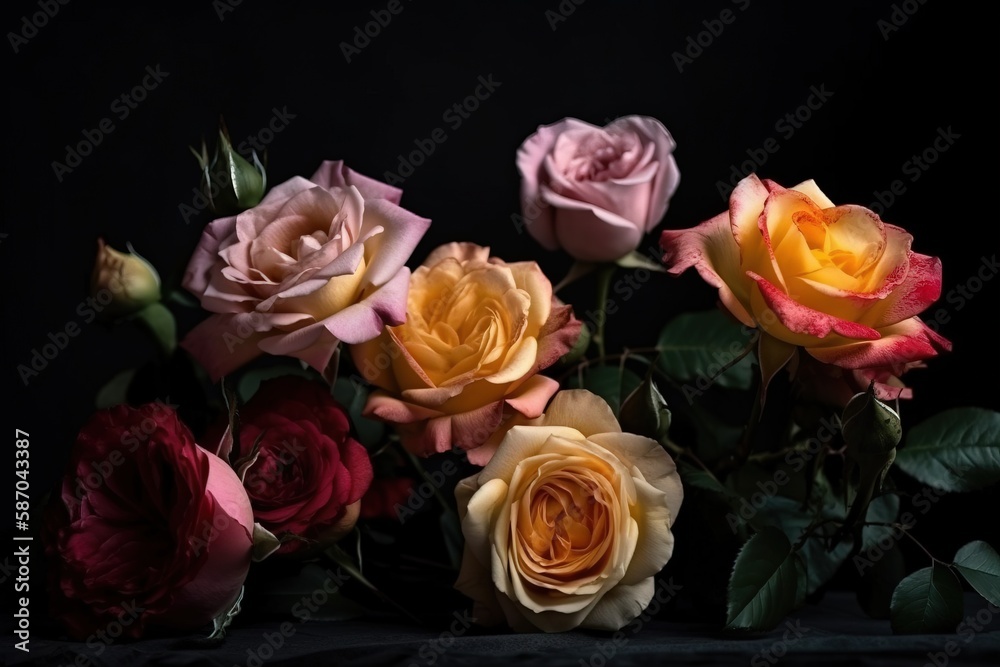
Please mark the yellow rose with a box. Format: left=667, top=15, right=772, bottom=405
left=661, top=174, right=950, bottom=396
left=351, top=242, right=581, bottom=465
left=454, top=390, right=683, bottom=632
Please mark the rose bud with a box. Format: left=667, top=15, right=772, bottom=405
left=90, top=239, right=162, bottom=318
left=190, top=123, right=267, bottom=215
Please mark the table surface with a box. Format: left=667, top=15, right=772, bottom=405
left=6, top=593, right=1000, bottom=667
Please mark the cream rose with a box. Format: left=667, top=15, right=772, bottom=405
left=454, top=390, right=683, bottom=632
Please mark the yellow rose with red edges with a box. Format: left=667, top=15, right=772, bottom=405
left=661, top=174, right=950, bottom=397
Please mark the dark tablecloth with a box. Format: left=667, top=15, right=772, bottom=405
left=6, top=593, right=1000, bottom=667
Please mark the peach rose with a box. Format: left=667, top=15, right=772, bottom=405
left=182, top=160, right=430, bottom=381
left=350, top=243, right=581, bottom=465
left=661, top=174, right=950, bottom=396
left=454, top=390, right=683, bottom=632
left=516, top=116, right=680, bottom=262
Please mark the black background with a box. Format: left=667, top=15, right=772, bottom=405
left=3, top=0, right=999, bottom=628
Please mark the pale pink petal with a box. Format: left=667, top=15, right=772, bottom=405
left=516, top=119, right=601, bottom=250
left=258, top=176, right=315, bottom=207
left=359, top=199, right=431, bottom=287
left=183, top=216, right=238, bottom=297
left=607, top=115, right=680, bottom=229
left=452, top=401, right=506, bottom=454
left=310, top=160, right=403, bottom=204
left=180, top=314, right=266, bottom=382
left=505, top=375, right=559, bottom=418
left=364, top=391, right=443, bottom=424
left=542, top=187, right=644, bottom=262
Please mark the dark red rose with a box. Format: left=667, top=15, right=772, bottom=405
left=237, top=377, right=373, bottom=554
left=43, top=402, right=254, bottom=640
left=360, top=477, right=415, bottom=520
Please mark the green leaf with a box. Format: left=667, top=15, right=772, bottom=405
left=953, top=541, right=1000, bottom=607
left=861, top=493, right=900, bottom=553
left=615, top=250, right=666, bottom=272
left=895, top=408, right=1000, bottom=492
left=567, top=365, right=643, bottom=416
left=656, top=310, right=755, bottom=391
left=754, top=478, right=898, bottom=596
left=890, top=564, right=964, bottom=633
left=619, top=375, right=670, bottom=439
left=757, top=494, right=852, bottom=595
left=332, top=377, right=386, bottom=449
left=95, top=368, right=138, bottom=409
left=725, top=526, right=800, bottom=630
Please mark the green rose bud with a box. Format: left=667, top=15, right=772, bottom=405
left=191, top=121, right=267, bottom=215
left=90, top=239, right=162, bottom=318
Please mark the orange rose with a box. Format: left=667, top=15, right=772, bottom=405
left=350, top=243, right=581, bottom=465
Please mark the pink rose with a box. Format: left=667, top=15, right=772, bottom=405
left=516, top=116, right=680, bottom=262
left=43, top=403, right=254, bottom=639
left=182, top=160, right=431, bottom=381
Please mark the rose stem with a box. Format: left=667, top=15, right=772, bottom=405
left=592, top=264, right=616, bottom=363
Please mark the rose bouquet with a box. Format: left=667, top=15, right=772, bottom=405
left=35, top=113, right=999, bottom=645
